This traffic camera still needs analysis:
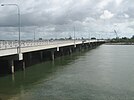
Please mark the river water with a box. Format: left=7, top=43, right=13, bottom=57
left=0, top=45, right=134, bottom=100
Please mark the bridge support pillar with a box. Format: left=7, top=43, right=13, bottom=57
left=29, top=53, right=32, bottom=60
left=69, top=48, right=72, bottom=54
left=88, top=43, right=90, bottom=49
left=29, top=53, right=32, bottom=65
left=74, top=44, right=76, bottom=48
left=51, top=51, right=55, bottom=61
left=9, top=60, right=14, bottom=74
left=22, top=61, right=25, bottom=70
left=79, top=45, right=82, bottom=51
left=60, top=48, right=64, bottom=56
left=40, top=51, right=43, bottom=61
left=90, top=43, right=93, bottom=49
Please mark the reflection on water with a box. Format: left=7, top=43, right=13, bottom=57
left=0, top=52, right=80, bottom=100
left=0, top=45, right=134, bottom=100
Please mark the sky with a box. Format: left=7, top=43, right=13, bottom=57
left=0, top=0, right=134, bottom=40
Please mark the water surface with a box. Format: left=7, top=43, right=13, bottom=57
left=0, top=45, right=134, bottom=100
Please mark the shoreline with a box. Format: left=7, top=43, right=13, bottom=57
left=105, top=42, right=134, bottom=45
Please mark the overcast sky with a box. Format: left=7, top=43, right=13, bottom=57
left=0, top=0, right=133, bottom=40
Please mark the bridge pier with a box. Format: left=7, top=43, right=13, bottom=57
left=78, top=45, right=82, bottom=52
left=29, top=53, right=32, bottom=65
left=69, top=48, right=72, bottom=55
left=90, top=43, right=93, bottom=49
left=88, top=43, right=91, bottom=49
left=22, top=61, right=25, bottom=70
left=60, top=48, right=64, bottom=56
left=40, top=51, right=43, bottom=61
left=74, top=44, right=76, bottom=48
left=9, top=60, right=15, bottom=74
left=51, top=51, right=55, bottom=61
left=57, top=47, right=59, bottom=51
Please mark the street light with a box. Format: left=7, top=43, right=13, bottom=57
left=1, top=4, right=21, bottom=53
left=114, top=24, right=118, bottom=39
left=73, top=26, right=76, bottom=47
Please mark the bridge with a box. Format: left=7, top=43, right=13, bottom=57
left=0, top=39, right=105, bottom=74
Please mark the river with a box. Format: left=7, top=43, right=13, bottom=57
left=0, top=45, right=134, bottom=100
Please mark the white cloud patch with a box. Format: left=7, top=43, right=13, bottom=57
left=115, top=0, right=123, bottom=6
left=124, top=14, right=129, bottom=18
left=100, top=10, right=114, bottom=19
left=97, top=0, right=112, bottom=9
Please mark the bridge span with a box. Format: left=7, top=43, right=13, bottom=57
left=0, top=40, right=105, bottom=75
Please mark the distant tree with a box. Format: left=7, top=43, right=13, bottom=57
left=122, top=37, right=128, bottom=40
left=59, top=38, right=65, bottom=40
left=50, top=38, right=54, bottom=40
left=68, top=36, right=72, bottom=40
left=91, top=37, right=96, bottom=40
left=131, top=35, right=134, bottom=39
left=39, top=38, right=42, bottom=40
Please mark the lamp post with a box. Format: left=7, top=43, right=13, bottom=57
left=1, top=4, right=21, bottom=53
left=33, top=27, right=36, bottom=45
left=73, top=26, right=76, bottom=47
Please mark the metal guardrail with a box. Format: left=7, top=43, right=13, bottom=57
left=0, top=40, right=105, bottom=50
left=0, top=40, right=79, bottom=50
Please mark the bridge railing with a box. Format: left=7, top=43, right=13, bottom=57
left=0, top=39, right=105, bottom=50
left=0, top=40, right=81, bottom=50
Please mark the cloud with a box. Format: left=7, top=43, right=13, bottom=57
left=97, top=0, right=112, bottom=9
left=115, top=0, right=123, bottom=6
left=100, top=10, right=114, bottom=19
left=0, top=0, right=133, bottom=39
left=124, top=14, right=129, bottom=18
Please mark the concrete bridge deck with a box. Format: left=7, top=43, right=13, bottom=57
left=0, top=40, right=104, bottom=57
left=0, top=39, right=105, bottom=74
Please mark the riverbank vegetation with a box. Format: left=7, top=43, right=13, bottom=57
left=107, top=35, right=134, bottom=45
